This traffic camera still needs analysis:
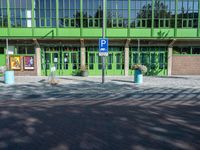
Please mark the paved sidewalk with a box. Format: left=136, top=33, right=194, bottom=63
left=0, top=76, right=200, bottom=102
left=1, top=75, right=200, bottom=87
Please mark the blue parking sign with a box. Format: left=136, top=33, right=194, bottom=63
left=99, top=38, right=108, bottom=56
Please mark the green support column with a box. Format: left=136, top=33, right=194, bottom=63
left=32, top=0, right=35, bottom=36
left=151, top=0, right=154, bottom=37
left=56, top=0, right=59, bottom=36
left=80, top=0, right=83, bottom=37
left=104, top=0, right=107, bottom=37
left=6, top=0, right=10, bottom=36
left=128, top=0, right=130, bottom=37
left=198, top=0, right=200, bottom=37
left=175, top=0, right=178, bottom=37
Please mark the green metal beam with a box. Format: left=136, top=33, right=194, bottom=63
left=32, top=0, right=35, bottom=36
left=80, top=0, right=83, bottom=37
left=151, top=0, right=154, bottom=37
left=56, top=0, right=59, bottom=36
left=128, top=0, right=130, bottom=37
left=198, top=0, right=200, bottom=36
left=104, top=0, right=107, bottom=37
left=175, top=0, right=178, bottom=37
left=6, top=0, right=10, bottom=35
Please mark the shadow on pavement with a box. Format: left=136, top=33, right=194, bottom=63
left=0, top=81, right=200, bottom=102
left=0, top=101, right=199, bottom=150
left=151, top=76, right=189, bottom=79
left=0, top=80, right=200, bottom=150
left=112, top=79, right=133, bottom=84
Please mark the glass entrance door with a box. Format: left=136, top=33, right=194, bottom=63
left=44, top=51, right=60, bottom=76
left=87, top=49, right=124, bottom=76
left=88, top=51, right=102, bottom=75
left=41, top=47, right=80, bottom=76
left=61, top=51, right=79, bottom=75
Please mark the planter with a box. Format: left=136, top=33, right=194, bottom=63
left=134, top=69, right=143, bottom=84
left=81, top=71, right=88, bottom=77
left=4, top=70, right=15, bottom=84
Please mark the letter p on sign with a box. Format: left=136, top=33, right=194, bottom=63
left=101, top=40, right=107, bottom=47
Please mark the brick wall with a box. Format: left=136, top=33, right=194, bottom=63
left=14, top=55, right=37, bottom=76
left=172, top=56, right=200, bottom=75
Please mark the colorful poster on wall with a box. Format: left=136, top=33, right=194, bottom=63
left=24, top=56, right=34, bottom=70
left=10, top=56, right=21, bottom=70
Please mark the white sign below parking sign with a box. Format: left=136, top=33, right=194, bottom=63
left=99, top=38, right=108, bottom=56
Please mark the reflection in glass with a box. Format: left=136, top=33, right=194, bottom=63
left=116, top=53, right=121, bottom=69
left=64, top=53, right=69, bottom=70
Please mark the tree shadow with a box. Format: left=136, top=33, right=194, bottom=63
left=151, top=76, right=189, bottom=79
left=0, top=79, right=200, bottom=149
left=0, top=101, right=200, bottom=150
left=111, top=79, right=133, bottom=84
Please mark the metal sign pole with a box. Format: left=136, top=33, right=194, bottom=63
left=102, top=0, right=105, bottom=84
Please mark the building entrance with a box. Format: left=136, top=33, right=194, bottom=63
left=41, top=47, right=80, bottom=76
left=87, top=47, right=124, bottom=76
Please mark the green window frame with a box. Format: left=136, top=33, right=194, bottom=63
left=82, top=0, right=102, bottom=28
left=177, top=0, right=198, bottom=28
left=130, top=0, right=152, bottom=28
left=154, top=0, right=176, bottom=28
left=17, top=46, right=35, bottom=54
left=107, top=0, right=128, bottom=28
left=0, top=0, right=8, bottom=27
left=35, top=0, right=56, bottom=27
left=173, top=47, right=200, bottom=55
left=9, top=0, right=32, bottom=28
left=59, top=0, right=80, bottom=28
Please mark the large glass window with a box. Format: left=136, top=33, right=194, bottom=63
left=173, top=47, right=200, bottom=55
left=9, top=0, right=32, bottom=27
left=0, top=0, right=8, bottom=27
left=59, top=0, right=80, bottom=28
left=2, top=0, right=199, bottom=29
left=107, top=0, right=128, bottom=28
left=130, top=0, right=152, bottom=28
left=177, top=0, right=198, bottom=28
left=35, top=0, right=56, bottom=27
left=17, top=46, right=35, bottom=54
left=83, top=0, right=103, bottom=28
left=130, top=0, right=175, bottom=28
left=154, top=0, right=175, bottom=28
left=0, top=47, right=5, bottom=54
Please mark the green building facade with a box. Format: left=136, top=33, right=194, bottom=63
left=0, top=0, right=200, bottom=76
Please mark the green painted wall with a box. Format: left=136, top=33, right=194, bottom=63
left=1, top=28, right=199, bottom=39
left=0, top=55, right=6, bottom=66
